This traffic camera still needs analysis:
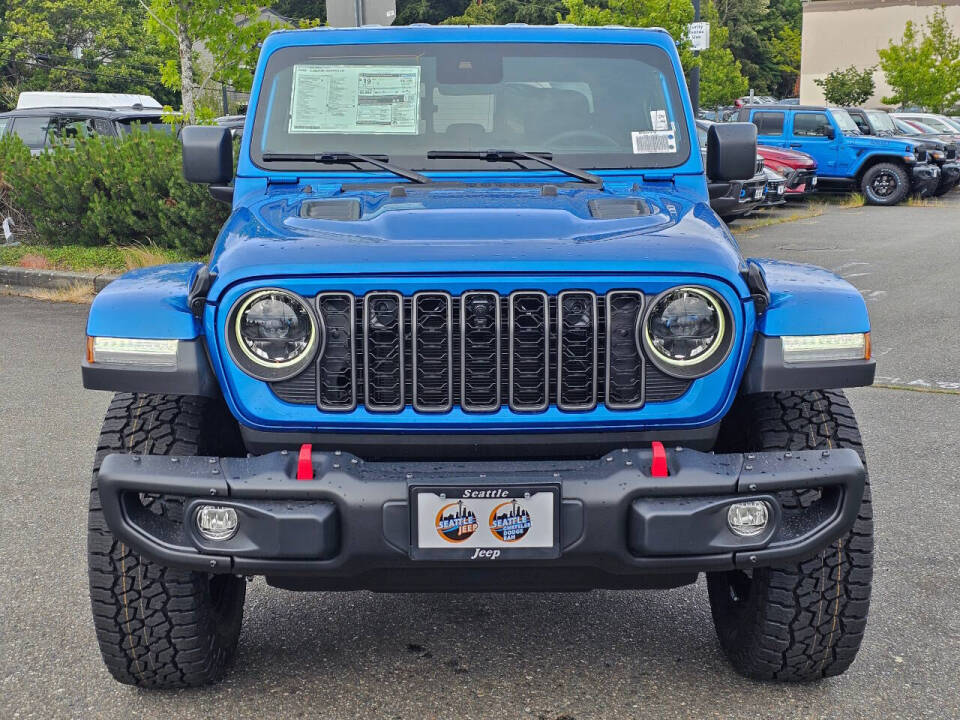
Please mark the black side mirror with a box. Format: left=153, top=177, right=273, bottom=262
left=181, top=125, right=233, bottom=185
left=824, top=125, right=836, bottom=140
left=706, top=122, right=757, bottom=181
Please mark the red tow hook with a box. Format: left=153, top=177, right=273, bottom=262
left=650, top=441, right=669, bottom=477
left=296, top=443, right=314, bottom=481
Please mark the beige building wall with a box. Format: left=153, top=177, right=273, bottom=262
left=800, top=0, right=960, bottom=107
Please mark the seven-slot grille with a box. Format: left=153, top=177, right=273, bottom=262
left=271, top=290, right=691, bottom=412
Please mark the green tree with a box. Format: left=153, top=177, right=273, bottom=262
left=698, top=1, right=749, bottom=106
left=142, top=0, right=280, bottom=118
left=878, top=7, right=960, bottom=112
left=0, top=0, right=176, bottom=111
left=442, top=0, right=563, bottom=24
left=813, top=65, right=875, bottom=106
left=271, top=0, right=326, bottom=22
left=396, top=0, right=472, bottom=24
left=560, top=0, right=748, bottom=106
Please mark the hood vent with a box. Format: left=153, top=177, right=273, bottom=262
left=587, top=198, right=651, bottom=220
left=300, top=198, right=361, bottom=221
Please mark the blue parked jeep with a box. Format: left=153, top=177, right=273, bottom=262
left=737, top=104, right=940, bottom=204
left=83, top=26, right=877, bottom=687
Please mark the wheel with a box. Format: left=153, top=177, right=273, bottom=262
left=860, top=162, right=910, bottom=205
left=708, top=390, right=874, bottom=681
left=88, top=393, right=246, bottom=688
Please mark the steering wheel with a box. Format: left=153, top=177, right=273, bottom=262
left=544, top=130, right=620, bottom=148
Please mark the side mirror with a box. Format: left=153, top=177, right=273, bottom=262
left=824, top=125, right=836, bottom=140
left=181, top=125, right=233, bottom=185
left=706, top=122, right=757, bottom=181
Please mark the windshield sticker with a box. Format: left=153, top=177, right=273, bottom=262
left=289, top=65, right=421, bottom=134
left=632, top=130, right=677, bottom=154
left=650, top=110, right=669, bottom=131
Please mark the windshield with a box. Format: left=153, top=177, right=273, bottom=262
left=908, top=116, right=952, bottom=133
left=250, top=42, right=691, bottom=173
left=865, top=110, right=897, bottom=133
left=829, top=109, right=860, bottom=134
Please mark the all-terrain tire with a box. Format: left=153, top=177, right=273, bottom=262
left=88, top=393, right=247, bottom=688
left=707, top=390, right=874, bottom=681
left=860, top=162, right=910, bottom=205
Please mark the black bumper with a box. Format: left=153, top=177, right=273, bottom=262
left=96, top=446, right=866, bottom=591
left=910, top=162, right=941, bottom=196
left=784, top=168, right=817, bottom=194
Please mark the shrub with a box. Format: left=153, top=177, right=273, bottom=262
left=0, top=130, right=228, bottom=256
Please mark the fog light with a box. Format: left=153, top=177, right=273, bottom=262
left=196, top=506, right=238, bottom=541
left=727, top=501, right=770, bottom=537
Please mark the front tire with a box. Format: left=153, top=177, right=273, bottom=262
left=860, top=162, right=910, bottom=205
left=88, top=393, right=246, bottom=688
left=708, top=390, right=874, bottom=681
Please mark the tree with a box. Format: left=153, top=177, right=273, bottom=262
left=442, top=0, right=563, bottom=25
left=560, top=0, right=748, bottom=106
left=813, top=65, right=875, bottom=106
left=0, top=0, right=177, bottom=111
left=396, top=0, right=472, bottom=25
left=142, top=0, right=279, bottom=118
left=271, top=0, right=326, bottom=22
left=698, top=1, right=749, bottom=106
left=878, top=7, right=960, bottom=112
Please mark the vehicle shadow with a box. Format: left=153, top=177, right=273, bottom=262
left=130, top=582, right=842, bottom=717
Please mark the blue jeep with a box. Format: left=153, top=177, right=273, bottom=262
left=82, top=26, right=877, bottom=687
left=737, top=104, right=940, bottom=204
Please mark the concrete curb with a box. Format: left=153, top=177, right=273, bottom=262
left=0, top=265, right=117, bottom=294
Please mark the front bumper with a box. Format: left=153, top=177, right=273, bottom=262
left=96, top=446, right=866, bottom=591
left=937, top=161, right=960, bottom=190
left=783, top=169, right=817, bottom=195
left=910, top=162, right=941, bottom=196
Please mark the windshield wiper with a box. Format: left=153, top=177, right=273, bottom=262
left=261, top=151, right=431, bottom=184
left=426, top=149, right=603, bottom=188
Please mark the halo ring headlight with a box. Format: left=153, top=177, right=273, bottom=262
left=226, top=288, right=322, bottom=382
left=639, top=286, right=734, bottom=380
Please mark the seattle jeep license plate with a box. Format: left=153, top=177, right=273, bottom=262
left=410, top=485, right=560, bottom=561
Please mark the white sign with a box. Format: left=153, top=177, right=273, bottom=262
left=289, top=65, right=420, bottom=135
left=688, top=21, right=711, bottom=51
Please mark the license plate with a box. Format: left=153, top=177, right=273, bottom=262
left=754, top=187, right=764, bottom=199
left=410, top=485, right=560, bottom=560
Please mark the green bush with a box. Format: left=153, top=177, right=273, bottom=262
left=0, top=130, right=228, bottom=256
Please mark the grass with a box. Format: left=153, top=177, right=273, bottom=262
left=0, top=243, right=202, bottom=274
left=811, top=192, right=866, bottom=209
left=730, top=205, right=825, bottom=234
left=1, top=281, right=96, bottom=304
left=905, top=195, right=946, bottom=208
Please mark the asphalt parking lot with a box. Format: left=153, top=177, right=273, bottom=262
left=1, top=193, right=958, bottom=719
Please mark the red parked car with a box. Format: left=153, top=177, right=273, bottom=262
left=756, top=145, right=818, bottom=197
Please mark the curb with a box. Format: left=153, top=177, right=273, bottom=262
left=0, top=265, right=117, bottom=294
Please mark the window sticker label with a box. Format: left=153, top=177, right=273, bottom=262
left=289, top=65, right=421, bottom=134
left=650, top=109, right=669, bottom=131
left=632, top=130, right=677, bottom=154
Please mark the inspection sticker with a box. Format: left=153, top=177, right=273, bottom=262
left=650, top=109, right=669, bottom=131
left=632, top=130, right=677, bottom=154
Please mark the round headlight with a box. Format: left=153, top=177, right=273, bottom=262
left=226, top=289, right=321, bottom=381
left=640, top=286, right=732, bottom=379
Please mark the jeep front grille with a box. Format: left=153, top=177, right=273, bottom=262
left=271, top=290, right=690, bottom=412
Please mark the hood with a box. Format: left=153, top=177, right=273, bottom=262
left=757, top=145, right=816, bottom=169
left=845, top=134, right=918, bottom=153
left=208, top=184, right=749, bottom=300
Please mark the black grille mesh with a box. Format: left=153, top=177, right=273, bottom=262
left=271, top=290, right=690, bottom=411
